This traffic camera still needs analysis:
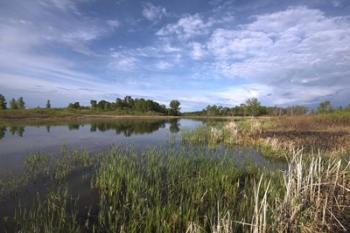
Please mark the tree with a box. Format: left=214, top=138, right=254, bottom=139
left=68, top=102, right=80, bottom=109
left=124, top=96, right=134, bottom=108
left=115, top=98, right=125, bottom=109
left=245, top=98, right=261, bottom=116
left=0, top=94, right=6, bottom=110
left=10, top=98, right=18, bottom=109
left=90, top=100, right=97, bottom=109
left=46, top=100, right=51, bottom=109
left=17, top=97, right=25, bottom=109
left=169, top=100, right=181, bottom=115
left=97, top=100, right=111, bottom=110
left=318, top=100, right=332, bottom=113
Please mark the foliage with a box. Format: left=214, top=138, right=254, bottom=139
left=245, top=98, right=261, bottom=116
left=68, top=102, right=81, bottom=109
left=86, top=96, right=180, bottom=115
left=46, top=100, right=51, bottom=109
left=8, top=97, right=26, bottom=110
left=317, top=100, right=332, bottom=113
left=169, top=99, right=181, bottom=115
left=9, top=98, right=18, bottom=110
left=0, top=94, right=6, bottom=110
left=90, top=100, right=97, bottom=109
left=17, top=97, right=25, bottom=109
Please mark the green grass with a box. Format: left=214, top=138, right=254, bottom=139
left=0, top=108, right=169, bottom=120
left=94, top=148, right=263, bottom=233
left=0, top=145, right=348, bottom=233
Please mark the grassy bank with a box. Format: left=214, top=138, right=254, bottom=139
left=0, top=108, right=177, bottom=121
left=0, top=109, right=185, bottom=128
left=0, top=145, right=349, bottom=232
left=182, top=116, right=350, bottom=158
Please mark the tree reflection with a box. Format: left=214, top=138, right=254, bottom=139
left=68, top=123, right=80, bottom=130
left=89, top=120, right=168, bottom=137
left=169, top=119, right=180, bottom=133
left=0, top=126, right=6, bottom=140
left=9, top=126, right=25, bottom=137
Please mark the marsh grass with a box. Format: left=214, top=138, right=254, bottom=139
left=93, top=147, right=256, bottom=232
left=0, top=146, right=349, bottom=232
left=274, top=150, right=350, bottom=232
left=12, top=188, right=81, bottom=233
left=183, top=117, right=350, bottom=158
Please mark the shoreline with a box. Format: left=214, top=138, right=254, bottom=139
left=0, top=110, right=273, bottom=122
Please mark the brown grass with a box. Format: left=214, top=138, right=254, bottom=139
left=257, top=116, right=350, bottom=154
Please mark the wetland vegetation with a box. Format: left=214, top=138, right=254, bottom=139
left=0, top=96, right=350, bottom=232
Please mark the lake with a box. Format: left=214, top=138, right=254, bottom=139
left=0, top=118, right=287, bottom=231
left=0, top=118, right=283, bottom=176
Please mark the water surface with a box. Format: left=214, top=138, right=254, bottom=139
left=0, top=118, right=283, bottom=176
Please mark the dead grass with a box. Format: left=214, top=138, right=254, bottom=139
left=255, top=115, right=350, bottom=155
left=185, top=150, right=350, bottom=233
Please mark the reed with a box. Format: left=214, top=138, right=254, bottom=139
left=1, top=146, right=349, bottom=232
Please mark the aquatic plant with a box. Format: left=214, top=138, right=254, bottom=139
left=1, top=145, right=349, bottom=232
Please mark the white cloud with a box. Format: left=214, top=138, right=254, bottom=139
left=142, top=2, right=167, bottom=21
left=109, top=52, right=138, bottom=72
left=190, top=42, right=206, bottom=60
left=205, top=6, right=350, bottom=105
left=61, top=28, right=102, bottom=42
left=106, top=19, right=120, bottom=29
left=208, top=29, right=273, bottom=60
left=39, top=0, right=90, bottom=14
left=155, top=61, right=174, bottom=70
left=157, top=14, right=212, bottom=40
left=216, top=84, right=272, bottom=105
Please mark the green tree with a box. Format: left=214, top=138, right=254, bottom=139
left=17, top=97, right=25, bottom=109
left=10, top=98, right=18, bottom=109
left=97, top=100, right=111, bottom=110
left=124, top=96, right=134, bottom=109
left=0, top=94, right=6, bottom=110
left=68, top=102, right=80, bottom=109
left=90, top=100, right=97, bottom=109
left=245, top=98, right=261, bottom=116
left=46, top=100, right=51, bottom=109
left=318, top=100, right=332, bottom=113
left=169, top=100, right=181, bottom=115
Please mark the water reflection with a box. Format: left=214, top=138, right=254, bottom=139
left=68, top=123, right=81, bottom=130
left=0, top=119, right=181, bottom=140
left=9, top=126, right=25, bottom=137
left=169, top=119, right=180, bottom=133
left=0, top=127, right=6, bottom=140
left=89, top=119, right=170, bottom=137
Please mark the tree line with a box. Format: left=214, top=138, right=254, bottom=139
left=186, top=98, right=350, bottom=117
left=0, top=94, right=181, bottom=115
left=1, top=94, right=349, bottom=116
left=68, top=96, right=181, bottom=115
left=0, top=95, right=25, bottom=110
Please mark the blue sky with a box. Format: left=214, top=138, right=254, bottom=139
left=0, top=0, right=350, bottom=111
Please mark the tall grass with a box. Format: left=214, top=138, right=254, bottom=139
left=13, top=188, right=80, bottom=233
left=1, top=145, right=349, bottom=232
left=93, top=147, right=256, bottom=232
left=275, top=150, right=350, bottom=232
left=183, top=151, right=350, bottom=233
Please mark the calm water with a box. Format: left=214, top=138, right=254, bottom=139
left=0, top=118, right=282, bottom=176
left=0, top=118, right=286, bottom=230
